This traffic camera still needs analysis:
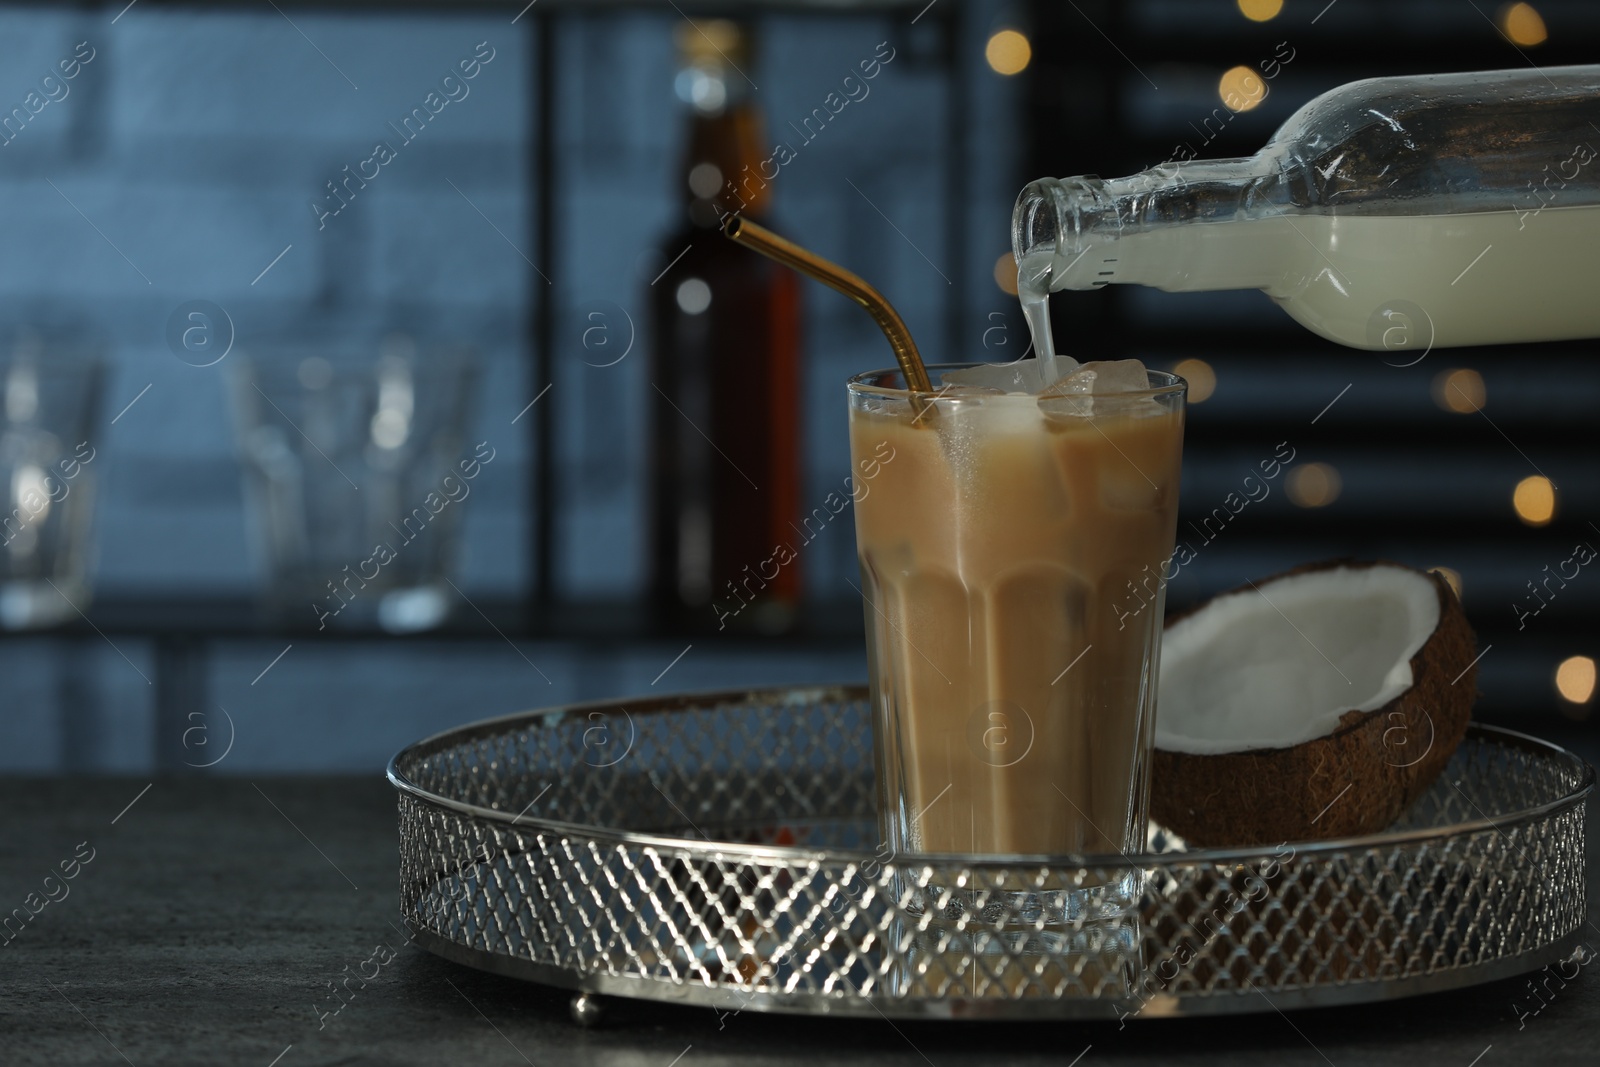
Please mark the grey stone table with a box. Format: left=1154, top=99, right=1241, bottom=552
left=2, top=775, right=1595, bottom=1067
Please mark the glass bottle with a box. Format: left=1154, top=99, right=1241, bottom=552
left=649, top=20, right=803, bottom=634
left=1013, top=65, right=1600, bottom=352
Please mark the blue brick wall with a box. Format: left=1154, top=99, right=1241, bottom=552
left=0, top=2, right=1024, bottom=772
left=0, top=8, right=533, bottom=599
left=0, top=3, right=1021, bottom=609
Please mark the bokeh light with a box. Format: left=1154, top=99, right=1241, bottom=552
left=1173, top=358, right=1216, bottom=403
left=1512, top=475, right=1556, bottom=526
left=1555, top=656, right=1596, bottom=705
left=675, top=277, right=712, bottom=315
left=1237, top=0, right=1284, bottom=21
left=687, top=162, right=722, bottom=199
left=1499, top=3, right=1548, bottom=46
left=1219, top=65, right=1267, bottom=113
left=993, top=253, right=1019, bottom=296
left=1432, top=368, right=1486, bottom=413
left=985, top=30, right=1031, bottom=76
left=1286, top=463, right=1342, bottom=508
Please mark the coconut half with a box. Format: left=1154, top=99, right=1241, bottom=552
left=1151, top=560, right=1477, bottom=846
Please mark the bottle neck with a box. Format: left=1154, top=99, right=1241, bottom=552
left=677, top=60, right=767, bottom=227
left=1013, top=157, right=1295, bottom=292
left=686, top=106, right=769, bottom=225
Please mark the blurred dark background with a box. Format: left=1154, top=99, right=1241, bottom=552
left=0, top=0, right=1593, bottom=773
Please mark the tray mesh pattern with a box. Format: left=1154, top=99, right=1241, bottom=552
left=390, top=686, right=1591, bottom=1018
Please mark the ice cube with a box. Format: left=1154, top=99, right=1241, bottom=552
left=1080, top=359, right=1151, bottom=394
left=934, top=392, right=1047, bottom=500
left=859, top=393, right=915, bottom=418
left=1039, top=359, right=1150, bottom=397
left=1037, top=366, right=1097, bottom=419
left=1038, top=358, right=1154, bottom=419
left=941, top=396, right=1042, bottom=437
left=943, top=356, right=1079, bottom=395
left=1100, top=462, right=1164, bottom=510
left=942, top=362, right=1036, bottom=393
left=1040, top=367, right=1095, bottom=398
left=934, top=383, right=1007, bottom=398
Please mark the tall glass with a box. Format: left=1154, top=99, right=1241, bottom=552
left=848, top=365, right=1185, bottom=926
left=0, top=336, right=104, bottom=630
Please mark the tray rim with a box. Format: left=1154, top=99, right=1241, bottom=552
left=386, top=683, right=1595, bottom=867
left=389, top=684, right=1593, bottom=1019
left=402, top=924, right=1589, bottom=1021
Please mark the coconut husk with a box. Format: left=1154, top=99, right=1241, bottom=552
left=1150, top=559, right=1476, bottom=847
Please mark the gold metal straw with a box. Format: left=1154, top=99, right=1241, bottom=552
left=722, top=216, right=933, bottom=394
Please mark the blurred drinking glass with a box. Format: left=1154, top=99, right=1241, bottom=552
left=0, top=331, right=104, bottom=630
left=229, top=334, right=478, bottom=633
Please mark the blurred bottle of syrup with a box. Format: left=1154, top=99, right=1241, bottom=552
left=649, top=19, right=803, bottom=635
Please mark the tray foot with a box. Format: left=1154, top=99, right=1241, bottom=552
left=570, top=992, right=604, bottom=1028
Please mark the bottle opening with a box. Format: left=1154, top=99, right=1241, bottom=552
left=1011, top=176, right=1108, bottom=286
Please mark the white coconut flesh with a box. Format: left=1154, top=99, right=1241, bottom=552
left=1156, top=565, right=1441, bottom=755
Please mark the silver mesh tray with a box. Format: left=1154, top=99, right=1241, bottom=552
left=386, top=685, right=1592, bottom=1020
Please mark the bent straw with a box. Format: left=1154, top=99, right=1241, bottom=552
left=722, top=216, right=933, bottom=394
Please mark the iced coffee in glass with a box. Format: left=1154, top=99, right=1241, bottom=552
left=848, top=358, right=1184, bottom=921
